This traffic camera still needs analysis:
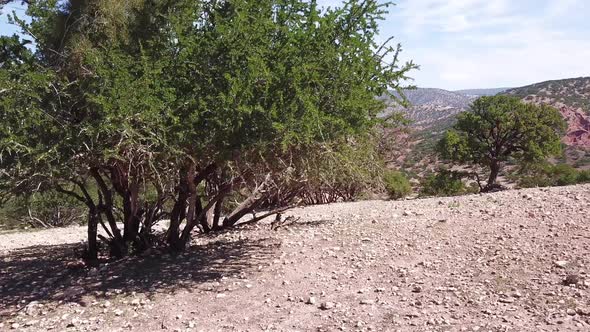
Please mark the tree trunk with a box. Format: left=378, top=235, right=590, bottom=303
left=484, top=161, right=501, bottom=192
left=87, top=210, right=99, bottom=262
left=91, top=168, right=124, bottom=251
left=167, top=191, right=188, bottom=250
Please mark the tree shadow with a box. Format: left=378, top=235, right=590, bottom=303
left=0, top=236, right=280, bottom=317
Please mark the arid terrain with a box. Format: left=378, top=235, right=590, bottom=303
left=1, top=184, right=590, bottom=332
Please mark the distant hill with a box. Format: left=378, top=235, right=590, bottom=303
left=383, top=88, right=471, bottom=129
left=503, top=77, right=590, bottom=167
left=380, top=88, right=474, bottom=173
left=384, top=77, right=590, bottom=172
left=504, top=77, right=590, bottom=114
left=455, top=88, right=510, bottom=97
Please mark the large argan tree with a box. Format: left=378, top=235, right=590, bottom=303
left=437, top=95, right=566, bottom=192
left=0, top=0, right=416, bottom=260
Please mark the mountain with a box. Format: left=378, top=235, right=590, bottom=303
left=504, top=77, right=590, bottom=113
left=383, top=88, right=472, bottom=130
left=380, top=88, right=474, bottom=173
left=455, top=88, right=510, bottom=97
left=385, top=77, right=590, bottom=171
left=503, top=77, right=590, bottom=166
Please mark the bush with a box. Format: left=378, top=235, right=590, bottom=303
left=517, top=163, right=590, bottom=188
left=578, top=170, right=590, bottom=183
left=0, top=191, right=86, bottom=229
left=420, top=169, right=473, bottom=197
left=383, top=171, right=412, bottom=200
left=552, top=164, right=579, bottom=186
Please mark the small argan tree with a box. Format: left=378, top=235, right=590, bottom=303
left=1, top=0, right=416, bottom=260
left=437, top=96, right=566, bottom=192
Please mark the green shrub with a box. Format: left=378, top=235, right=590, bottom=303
left=552, top=164, right=579, bottom=186
left=0, top=191, right=86, bottom=229
left=517, top=163, right=590, bottom=188
left=420, top=169, right=470, bottom=197
left=578, top=170, right=590, bottom=183
left=383, top=171, right=412, bottom=200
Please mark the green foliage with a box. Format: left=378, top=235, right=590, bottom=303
left=516, top=163, right=590, bottom=188
left=0, top=0, right=415, bottom=256
left=0, top=191, right=86, bottom=229
left=437, top=95, right=566, bottom=190
left=420, top=169, right=475, bottom=197
left=383, top=170, right=412, bottom=200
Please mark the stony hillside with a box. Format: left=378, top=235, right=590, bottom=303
left=504, top=77, right=590, bottom=113
left=385, top=88, right=472, bottom=129
left=1, top=184, right=589, bottom=331
left=504, top=77, right=590, bottom=151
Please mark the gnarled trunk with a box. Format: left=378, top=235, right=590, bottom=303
left=484, top=160, right=501, bottom=192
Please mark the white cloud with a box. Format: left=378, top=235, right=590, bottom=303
left=388, top=0, right=590, bottom=89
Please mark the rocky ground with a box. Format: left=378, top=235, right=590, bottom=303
left=1, top=184, right=590, bottom=332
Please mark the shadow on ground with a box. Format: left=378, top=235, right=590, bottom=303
left=0, top=237, right=279, bottom=317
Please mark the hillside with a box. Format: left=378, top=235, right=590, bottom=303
left=455, top=87, right=510, bottom=97
left=387, top=78, right=590, bottom=172
left=504, top=77, right=590, bottom=151
left=2, top=184, right=589, bottom=331
left=504, top=77, right=590, bottom=113
left=382, top=88, right=475, bottom=172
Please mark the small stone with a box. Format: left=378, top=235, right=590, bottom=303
left=554, top=261, right=569, bottom=268
left=566, top=309, right=576, bottom=316
left=563, top=274, right=582, bottom=286
left=498, top=298, right=514, bottom=304
left=216, top=293, right=227, bottom=299
left=360, top=299, right=374, bottom=305
left=412, top=286, right=423, bottom=293
left=306, top=297, right=316, bottom=305
left=11, top=323, right=20, bottom=330
left=114, top=309, right=124, bottom=316
left=320, top=302, right=335, bottom=310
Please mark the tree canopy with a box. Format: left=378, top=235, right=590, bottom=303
left=437, top=95, right=566, bottom=191
left=0, top=0, right=416, bottom=260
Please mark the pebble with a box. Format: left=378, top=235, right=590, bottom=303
left=320, top=302, right=335, bottom=310
left=554, top=261, right=569, bottom=268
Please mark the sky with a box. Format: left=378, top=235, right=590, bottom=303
left=2, top=0, right=590, bottom=90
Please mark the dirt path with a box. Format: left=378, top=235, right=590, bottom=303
left=1, top=184, right=590, bottom=331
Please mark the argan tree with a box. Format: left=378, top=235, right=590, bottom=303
left=437, top=96, right=566, bottom=192
left=0, top=0, right=416, bottom=260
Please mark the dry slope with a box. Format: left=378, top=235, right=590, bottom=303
left=1, top=184, right=590, bottom=332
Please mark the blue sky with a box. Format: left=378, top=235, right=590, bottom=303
left=2, top=0, right=590, bottom=90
